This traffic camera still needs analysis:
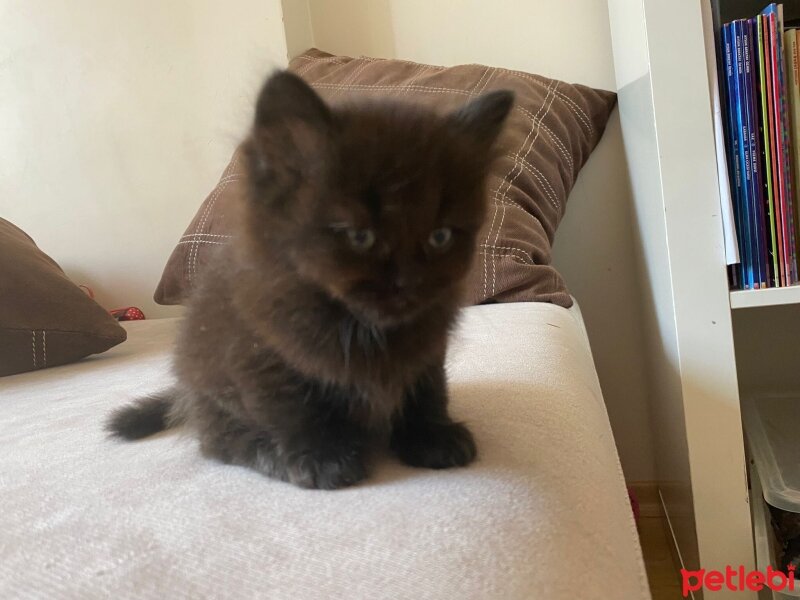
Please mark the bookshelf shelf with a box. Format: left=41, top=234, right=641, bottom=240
left=729, top=284, right=800, bottom=308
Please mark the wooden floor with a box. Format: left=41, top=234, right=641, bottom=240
left=633, top=484, right=684, bottom=600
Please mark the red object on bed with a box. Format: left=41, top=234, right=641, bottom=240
left=110, top=307, right=145, bottom=321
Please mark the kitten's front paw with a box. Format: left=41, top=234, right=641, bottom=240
left=286, top=448, right=367, bottom=490
left=392, top=421, right=477, bottom=469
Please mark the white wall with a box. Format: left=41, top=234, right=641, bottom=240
left=0, top=0, right=290, bottom=318
left=306, top=0, right=655, bottom=482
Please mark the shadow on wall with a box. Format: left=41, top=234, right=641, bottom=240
left=308, top=0, right=397, bottom=58
left=552, top=108, right=656, bottom=484
left=62, top=267, right=115, bottom=310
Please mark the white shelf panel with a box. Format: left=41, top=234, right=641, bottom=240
left=729, top=285, right=800, bottom=309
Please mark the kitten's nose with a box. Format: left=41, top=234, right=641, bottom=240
left=393, top=273, right=421, bottom=291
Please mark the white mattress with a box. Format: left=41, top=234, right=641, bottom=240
left=0, top=302, right=648, bottom=600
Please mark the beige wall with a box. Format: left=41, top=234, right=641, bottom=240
left=0, top=0, right=289, bottom=318
left=305, top=0, right=655, bottom=481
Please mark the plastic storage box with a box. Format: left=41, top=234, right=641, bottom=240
left=743, top=394, right=800, bottom=599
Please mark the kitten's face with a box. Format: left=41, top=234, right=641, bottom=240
left=244, top=72, right=513, bottom=327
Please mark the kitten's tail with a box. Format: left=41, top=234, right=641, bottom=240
left=106, top=389, right=181, bottom=440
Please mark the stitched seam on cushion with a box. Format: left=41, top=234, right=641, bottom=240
left=480, top=243, right=534, bottom=256
left=479, top=251, right=531, bottom=266
left=402, top=63, right=433, bottom=96
left=489, top=80, right=557, bottom=295
left=505, top=70, right=594, bottom=131
left=320, top=74, right=594, bottom=133
left=295, top=56, right=595, bottom=132
left=342, top=58, right=372, bottom=87
left=329, top=58, right=374, bottom=97
left=492, top=81, right=558, bottom=294
left=187, top=176, right=234, bottom=283
left=43, top=330, right=46, bottom=367
left=515, top=106, right=574, bottom=169
left=480, top=246, right=533, bottom=263
left=311, top=83, right=472, bottom=95
left=177, top=240, right=226, bottom=246
left=190, top=152, right=241, bottom=271
left=210, top=174, right=243, bottom=187
left=540, top=125, right=574, bottom=169
left=490, top=198, right=527, bottom=209
left=356, top=56, right=447, bottom=71
left=180, top=233, right=233, bottom=240
left=473, top=68, right=488, bottom=94
left=220, top=150, right=241, bottom=181
left=472, top=67, right=490, bottom=96
left=294, top=56, right=348, bottom=76
left=3, top=327, right=125, bottom=340
left=476, top=69, right=495, bottom=94
left=310, top=83, right=567, bottom=134
left=295, top=55, right=347, bottom=64
left=506, top=153, right=560, bottom=210
left=464, top=66, right=493, bottom=295
left=31, top=330, right=36, bottom=369
left=483, top=83, right=544, bottom=299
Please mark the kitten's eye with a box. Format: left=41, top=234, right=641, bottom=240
left=428, top=227, right=452, bottom=250
left=346, top=227, right=376, bottom=250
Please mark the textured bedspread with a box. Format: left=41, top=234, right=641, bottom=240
left=0, top=302, right=648, bottom=599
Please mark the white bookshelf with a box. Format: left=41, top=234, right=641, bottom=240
left=610, top=0, right=800, bottom=595
left=730, top=285, right=800, bottom=309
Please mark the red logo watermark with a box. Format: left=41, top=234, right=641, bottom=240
left=681, top=565, right=796, bottom=596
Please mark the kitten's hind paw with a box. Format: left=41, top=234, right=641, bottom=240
left=392, top=421, right=477, bottom=469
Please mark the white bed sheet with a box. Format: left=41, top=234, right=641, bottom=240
left=0, top=302, right=648, bottom=599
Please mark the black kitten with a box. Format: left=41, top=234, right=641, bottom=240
left=108, top=71, right=513, bottom=489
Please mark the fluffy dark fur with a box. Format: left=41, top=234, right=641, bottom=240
left=108, top=71, right=513, bottom=489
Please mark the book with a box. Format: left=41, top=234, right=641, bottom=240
left=716, top=4, right=800, bottom=290
left=779, top=7, right=800, bottom=284
left=723, top=23, right=748, bottom=286
left=757, top=14, right=781, bottom=285
left=764, top=2, right=798, bottom=284
left=766, top=8, right=790, bottom=285
left=744, top=19, right=769, bottom=287
left=732, top=21, right=756, bottom=288
left=763, top=11, right=787, bottom=285
left=785, top=27, right=800, bottom=278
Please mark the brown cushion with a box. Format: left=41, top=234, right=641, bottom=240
left=155, top=49, right=616, bottom=307
left=0, top=218, right=127, bottom=377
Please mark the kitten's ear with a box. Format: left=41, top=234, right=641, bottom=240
left=448, top=90, right=514, bottom=147
left=249, top=71, right=334, bottom=183
left=254, top=71, right=333, bottom=133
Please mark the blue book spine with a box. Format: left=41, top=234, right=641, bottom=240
left=723, top=24, right=746, bottom=288
left=745, top=18, right=769, bottom=287
left=732, top=20, right=755, bottom=289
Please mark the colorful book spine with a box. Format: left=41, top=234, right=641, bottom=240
left=744, top=19, right=770, bottom=287
left=763, top=12, right=787, bottom=285
left=719, top=5, right=800, bottom=290
left=732, top=20, right=755, bottom=289
left=786, top=27, right=800, bottom=271
left=766, top=9, right=789, bottom=285
left=764, top=2, right=799, bottom=284
left=777, top=5, right=798, bottom=283
left=723, top=23, right=748, bottom=287
left=758, top=14, right=781, bottom=285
